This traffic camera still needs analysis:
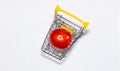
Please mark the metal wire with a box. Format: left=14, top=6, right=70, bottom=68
left=41, top=14, right=83, bottom=60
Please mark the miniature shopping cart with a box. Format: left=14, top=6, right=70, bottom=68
left=41, top=5, right=89, bottom=62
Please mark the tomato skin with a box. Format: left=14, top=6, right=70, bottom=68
left=49, top=28, right=72, bottom=49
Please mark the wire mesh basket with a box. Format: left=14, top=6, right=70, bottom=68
left=41, top=5, right=89, bottom=62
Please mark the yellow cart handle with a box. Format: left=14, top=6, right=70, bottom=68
left=55, top=5, right=89, bottom=29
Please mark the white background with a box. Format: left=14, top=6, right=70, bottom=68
left=0, top=0, right=119, bottom=71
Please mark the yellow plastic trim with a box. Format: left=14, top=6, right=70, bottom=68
left=55, top=5, right=89, bottom=29
left=60, top=24, right=73, bottom=34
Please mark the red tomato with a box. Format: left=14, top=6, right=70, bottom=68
left=49, top=28, right=72, bottom=49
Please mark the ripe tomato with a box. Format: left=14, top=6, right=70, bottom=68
left=49, top=28, right=72, bottom=49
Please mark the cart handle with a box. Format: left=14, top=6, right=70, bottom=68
left=55, top=5, right=89, bottom=29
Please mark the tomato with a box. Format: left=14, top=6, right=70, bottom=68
left=49, top=28, right=72, bottom=49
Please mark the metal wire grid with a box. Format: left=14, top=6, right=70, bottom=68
left=41, top=14, right=83, bottom=60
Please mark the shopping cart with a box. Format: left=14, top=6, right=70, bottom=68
left=41, top=5, right=89, bottom=62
